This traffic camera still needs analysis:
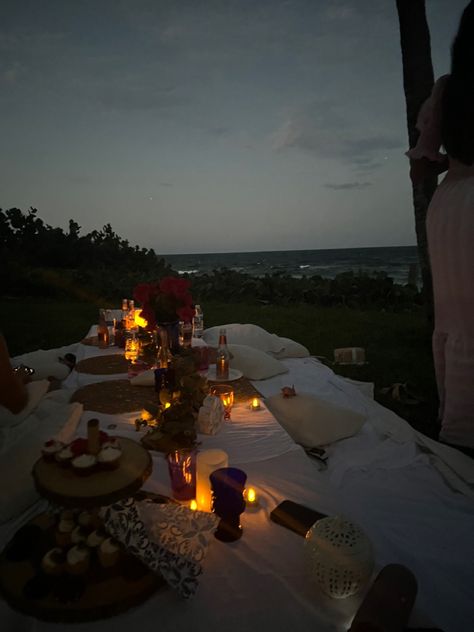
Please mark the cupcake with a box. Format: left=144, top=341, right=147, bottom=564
left=102, top=436, right=120, bottom=450
left=55, top=517, right=75, bottom=547
left=55, top=444, right=75, bottom=467
left=98, top=537, right=122, bottom=568
left=71, top=525, right=88, bottom=545
left=41, top=548, right=66, bottom=576
left=71, top=453, right=97, bottom=476
left=97, top=446, right=122, bottom=470
left=77, top=510, right=93, bottom=531
left=86, top=527, right=108, bottom=551
left=42, top=439, right=65, bottom=461
left=66, top=544, right=91, bottom=575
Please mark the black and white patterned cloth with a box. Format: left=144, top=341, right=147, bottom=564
left=103, top=497, right=218, bottom=598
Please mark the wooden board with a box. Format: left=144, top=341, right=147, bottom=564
left=75, top=354, right=128, bottom=375
left=71, top=379, right=157, bottom=414
left=32, top=438, right=153, bottom=508
left=0, top=513, right=165, bottom=623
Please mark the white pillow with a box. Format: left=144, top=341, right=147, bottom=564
left=228, top=344, right=288, bottom=380
left=0, top=401, right=82, bottom=523
left=130, top=369, right=155, bottom=386
left=270, top=337, right=310, bottom=359
left=203, top=324, right=284, bottom=354
left=13, top=345, right=77, bottom=381
left=0, top=380, right=50, bottom=428
left=265, top=392, right=366, bottom=447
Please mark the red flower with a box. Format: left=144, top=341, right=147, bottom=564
left=177, top=304, right=195, bottom=323
left=133, top=282, right=158, bottom=305
left=133, top=276, right=194, bottom=325
left=159, top=276, right=191, bottom=300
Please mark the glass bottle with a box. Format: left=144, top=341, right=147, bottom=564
left=193, top=304, right=204, bottom=338
left=97, top=310, right=109, bottom=348
left=215, top=328, right=230, bottom=379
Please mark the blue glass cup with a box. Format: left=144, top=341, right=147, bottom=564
left=210, top=467, right=247, bottom=542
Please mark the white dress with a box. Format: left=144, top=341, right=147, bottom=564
left=408, top=75, right=474, bottom=448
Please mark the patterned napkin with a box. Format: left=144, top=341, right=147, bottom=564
left=102, top=497, right=218, bottom=598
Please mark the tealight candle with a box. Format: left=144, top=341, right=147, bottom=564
left=245, top=486, right=259, bottom=509
left=250, top=397, right=261, bottom=411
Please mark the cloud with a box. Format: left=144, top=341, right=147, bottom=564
left=98, top=85, right=187, bottom=111
left=271, top=101, right=402, bottom=173
left=324, top=181, right=372, bottom=190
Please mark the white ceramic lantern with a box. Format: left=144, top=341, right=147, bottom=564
left=305, top=516, right=374, bottom=599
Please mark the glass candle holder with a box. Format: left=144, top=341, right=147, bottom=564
left=167, top=449, right=197, bottom=501
left=210, top=384, right=234, bottom=420
left=124, top=336, right=140, bottom=362
left=210, top=467, right=247, bottom=542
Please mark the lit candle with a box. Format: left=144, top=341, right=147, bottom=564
left=245, top=486, right=259, bottom=508
left=134, top=309, right=148, bottom=329
left=250, top=397, right=261, bottom=411
left=189, top=499, right=198, bottom=511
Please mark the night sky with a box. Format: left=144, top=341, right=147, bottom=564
left=0, top=0, right=467, bottom=254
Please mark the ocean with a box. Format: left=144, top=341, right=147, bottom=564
left=164, top=246, right=420, bottom=286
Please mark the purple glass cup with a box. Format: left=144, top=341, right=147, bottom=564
left=210, top=467, right=247, bottom=542
left=167, top=449, right=196, bottom=501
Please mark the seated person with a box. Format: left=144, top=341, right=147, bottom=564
left=0, top=334, right=29, bottom=414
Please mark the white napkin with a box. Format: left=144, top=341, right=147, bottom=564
left=130, top=369, right=155, bottom=386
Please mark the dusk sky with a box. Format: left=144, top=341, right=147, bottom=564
left=1, top=0, right=467, bottom=254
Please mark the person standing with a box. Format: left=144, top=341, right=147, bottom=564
left=408, top=2, right=474, bottom=451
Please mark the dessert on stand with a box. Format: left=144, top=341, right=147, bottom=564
left=0, top=419, right=162, bottom=622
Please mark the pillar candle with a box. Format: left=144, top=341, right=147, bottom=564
left=196, top=449, right=229, bottom=512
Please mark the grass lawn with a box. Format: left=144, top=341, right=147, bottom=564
left=0, top=297, right=439, bottom=439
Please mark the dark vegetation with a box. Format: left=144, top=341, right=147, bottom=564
left=0, top=208, right=438, bottom=439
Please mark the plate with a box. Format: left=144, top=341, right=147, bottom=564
left=207, top=365, right=243, bottom=382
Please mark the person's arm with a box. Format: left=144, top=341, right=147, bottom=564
left=0, top=334, right=28, bottom=414
left=409, top=155, right=450, bottom=185
left=406, top=75, right=450, bottom=185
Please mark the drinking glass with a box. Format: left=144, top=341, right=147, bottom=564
left=167, top=449, right=197, bottom=501
left=210, top=467, right=247, bottom=542
left=210, top=384, right=234, bottom=420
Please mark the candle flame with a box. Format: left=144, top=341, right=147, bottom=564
left=247, top=487, right=256, bottom=503
left=190, top=499, right=198, bottom=511
left=134, top=310, right=148, bottom=328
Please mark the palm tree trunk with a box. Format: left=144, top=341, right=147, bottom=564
left=396, top=0, right=437, bottom=322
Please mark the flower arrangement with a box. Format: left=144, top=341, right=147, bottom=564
left=133, top=276, right=195, bottom=329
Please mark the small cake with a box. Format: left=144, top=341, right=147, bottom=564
left=41, top=548, right=66, bottom=576
left=102, top=436, right=120, bottom=450
left=98, top=537, right=122, bottom=568
left=71, top=453, right=97, bottom=476
left=55, top=444, right=75, bottom=467
left=66, top=544, right=91, bottom=575
left=71, top=525, right=88, bottom=545
left=77, top=510, right=93, bottom=531
left=97, top=446, right=122, bottom=470
left=55, top=517, right=75, bottom=547
left=86, top=527, right=108, bottom=550
left=42, top=439, right=65, bottom=461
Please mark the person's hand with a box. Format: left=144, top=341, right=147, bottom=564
left=409, top=156, right=449, bottom=185
left=13, top=364, right=34, bottom=384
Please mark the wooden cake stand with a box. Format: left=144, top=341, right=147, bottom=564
left=32, top=438, right=153, bottom=508
left=0, top=439, right=164, bottom=622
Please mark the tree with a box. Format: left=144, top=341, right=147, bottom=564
left=396, top=0, right=438, bottom=322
